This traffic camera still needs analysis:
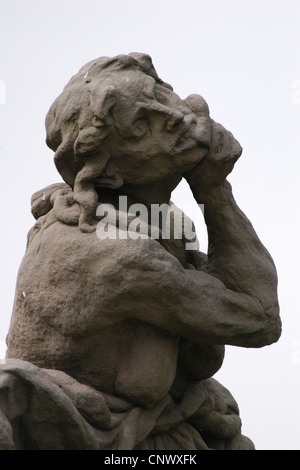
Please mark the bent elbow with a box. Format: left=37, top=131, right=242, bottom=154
left=264, top=302, right=282, bottom=344
left=264, top=314, right=282, bottom=346
left=248, top=306, right=282, bottom=348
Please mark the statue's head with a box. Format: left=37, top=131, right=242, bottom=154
left=46, top=53, right=212, bottom=195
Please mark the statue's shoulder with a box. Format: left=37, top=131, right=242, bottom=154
left=31, top=183, right=70, bottom=220
left=27, top=183, right=162, bottom=260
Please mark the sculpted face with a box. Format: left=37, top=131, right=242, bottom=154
left=94, top=71, right=211, bottom=191
left=46, top=54, right=216, bottom=226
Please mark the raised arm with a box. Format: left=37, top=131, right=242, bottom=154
left=191, top=180, right=279, bottom=315
left=112, top=122, right=281, bottom=348
left=110, top=233, right=280, bottom=348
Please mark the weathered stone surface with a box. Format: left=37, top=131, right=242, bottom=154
left=0, top=359, right=253, bottom=450
left=2, top=53, right=281, bottom=450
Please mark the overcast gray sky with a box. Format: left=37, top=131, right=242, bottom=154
left=0, top=0, right=299, bottom=450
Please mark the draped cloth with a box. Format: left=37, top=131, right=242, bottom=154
left=0, top=359, right=254, bottom=450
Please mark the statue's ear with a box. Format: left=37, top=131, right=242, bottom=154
left=89, top=85, right=118, bottom=127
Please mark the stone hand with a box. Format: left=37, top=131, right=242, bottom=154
left=184, top=120, right=242, bottom=193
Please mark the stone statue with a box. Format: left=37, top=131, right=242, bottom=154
left=0, top=53, right=281, bottom=450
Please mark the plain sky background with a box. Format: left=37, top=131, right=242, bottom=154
left=0, top=0, right=299, bottom=450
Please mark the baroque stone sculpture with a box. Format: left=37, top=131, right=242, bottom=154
left=0, top=53, right=281, bottom=450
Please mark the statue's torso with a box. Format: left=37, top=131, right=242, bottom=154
left=6, top=213, right=181, bottom=408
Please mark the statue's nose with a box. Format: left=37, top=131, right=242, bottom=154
left=184, top=113, right=212, bottom=148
